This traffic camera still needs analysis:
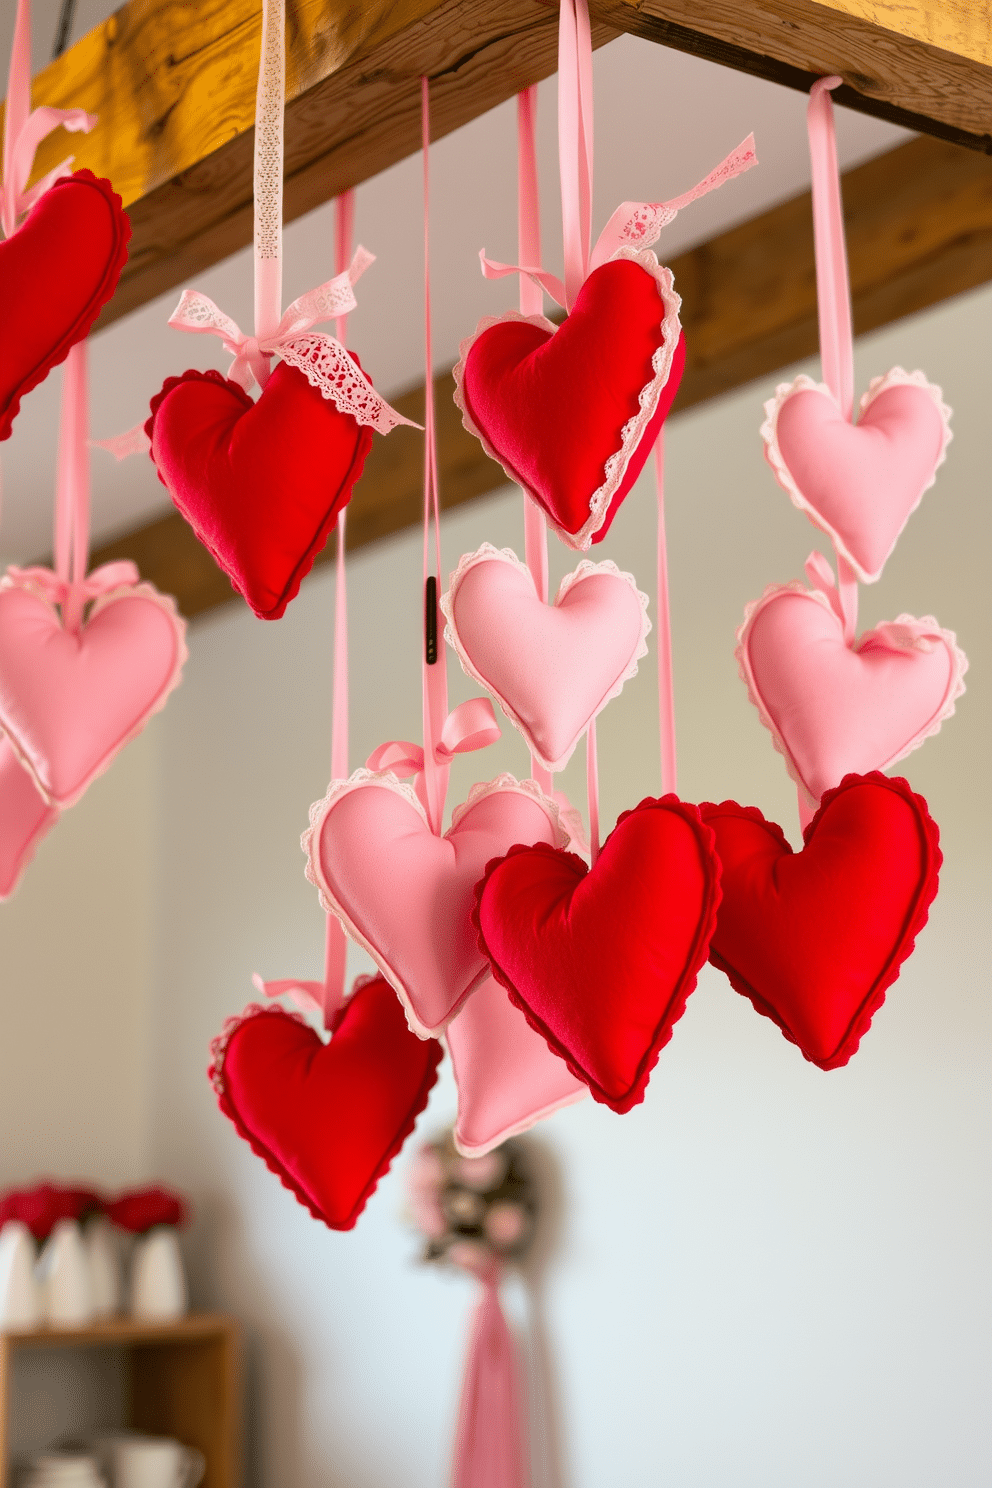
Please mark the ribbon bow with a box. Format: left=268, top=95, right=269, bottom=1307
left=4, top=560, right=140, bottom=634
left=365, top=697, right=502, bottom=780
left=167, top=249, right=418, bottom=435
left=803, top=551, right=942, bottom=656
left=1, top=105, right=97, bottom=241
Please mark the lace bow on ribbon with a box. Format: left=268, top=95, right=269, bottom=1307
left=480, top=134, right=757, bottom=310
left=365, top=697, right=502, bottom=778
left=1, top=105, right=97, bottom=240
left=804, top=551, right=944, bottom=655
left=168, top=248, right=418, bottom=435
left=3, top=560, right=140, bottom=634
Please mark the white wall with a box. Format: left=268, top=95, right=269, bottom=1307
left=138, top=281, right=991, bottom=1487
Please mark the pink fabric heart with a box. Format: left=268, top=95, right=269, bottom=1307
left=737, top=582, right=966, bottom=805
left=762, top=369, right=951, bottom=583
left=303, top=773, right=568, bottom=1038
left=0, top=580, right=188, bottom=807
left=445, top=974, right=586, bottom=1157
left=0, top=737, right=59, bottom=899
left=441, top=545, right=649, bottom=772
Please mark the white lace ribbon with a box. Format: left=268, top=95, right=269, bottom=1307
left=166, top=248, right=417, bottom=434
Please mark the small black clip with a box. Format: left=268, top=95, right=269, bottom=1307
left=425, top=576, right=438, bottom=665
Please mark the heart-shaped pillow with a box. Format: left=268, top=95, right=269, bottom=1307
left=0, top=578, right=187, bottom=807
left=702, top=773, right=941, bottom=1069
left=210, top=976, right=443, bottom=1231
left=737, top=583, right=966, bottom=805
left=445, top=974, right=586, bottom=1157
left=0, top=171, right=131, bottom=441
left=442, top=545, right=649, bottom=771
left=454, top=251, right=685, bottom=549
left=0, top=737, right=59, bottom=900
left=147, top=360, right=374, bottom=619
left=304, top=773, right=568, bottom=1038
left=762, top=370, right=951, bottom=582
left=474, top=796, right=721, bottom=1113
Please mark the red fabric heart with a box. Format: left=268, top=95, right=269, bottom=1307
left=0, top=171, right=130, bottom=441
left=147, top=360, right=374, bottom=619
left=456, top=255, right=685, bottom=548
left=474, top=796, right=721, bottom=1113
left=702, top=773, right=941, bottom=1070
left=210, top=976, right=442, bottom=1230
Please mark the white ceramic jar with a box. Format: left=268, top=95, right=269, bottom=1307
left=129, top=1227, right=187, bottom=1320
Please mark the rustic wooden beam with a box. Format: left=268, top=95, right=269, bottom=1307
left=88, top=132, right=992, bottom=618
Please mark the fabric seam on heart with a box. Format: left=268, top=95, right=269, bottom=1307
left=760, top=367, right=952, bottom=583
left=440, top=542, right=651, bottom=771
left=451, top=247, right=682, bottom=549
left=0, top=579, right=188, bottom=808
left=735, top=580, right=968, bottom=806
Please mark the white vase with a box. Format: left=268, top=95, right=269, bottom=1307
left=0, top=1220, right=41, bottom=1328
left=38, top=1219, right=93, bottom=1326
left=84, top=1215, right=121, bottom=1318
left=130, top=1228, right=187, bottom=1320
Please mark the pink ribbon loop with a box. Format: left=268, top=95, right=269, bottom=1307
left=252, top=973, right=326, bottom=1020
left=5, top=559, right=141, bottom=612
left=479, top=251, right=567, bottom=310
left=803, top=549, right=858, bottom=645
left=167, top=250, right=419, bottom=435
left=92, top=426, right=152, bottom=461
left=365, top=698, right=501, bottom=780
left=858, top=620, right=945, bottom=657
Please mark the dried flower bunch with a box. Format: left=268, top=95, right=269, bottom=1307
left=407, top=1131, right=537, bottom=1269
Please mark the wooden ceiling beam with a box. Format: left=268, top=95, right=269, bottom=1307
left=88, top=132, right=992, bottom=618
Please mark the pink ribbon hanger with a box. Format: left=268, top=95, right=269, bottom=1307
left=1, top=0, right=96, bottom=241
left=449, top=1251, right=528, bottom=1488
left=654, top=433, right=677, bottom=796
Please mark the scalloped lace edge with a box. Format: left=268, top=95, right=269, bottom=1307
left=440, top=542, right=652, bottom=771
left=760, top=368, right=954, bottom=584
left=451, top=248, right=682, bottom=551
left=208, top=1001, right=313, bottom=1097
left=735, top=580, right=969, bottom=806
left=301, top=770, right=569, bottom=1039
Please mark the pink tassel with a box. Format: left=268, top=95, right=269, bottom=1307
left=451, top=1266, right=528, bottom=1488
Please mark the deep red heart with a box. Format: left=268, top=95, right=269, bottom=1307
left=473, top=796, right=721, bottom=1113
left=701, top=772, right=941, bottom=1070
left=210, top=976, right=442, bottom=1231
left=458, top=257, right=686, bottom=547
left=0, top=170, right=131, bottom=441
left=147, top=359, right=374, bottom=619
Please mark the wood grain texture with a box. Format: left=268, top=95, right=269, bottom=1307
left=88, top=133, right=992, bottom=619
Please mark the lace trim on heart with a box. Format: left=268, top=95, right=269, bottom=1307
left=0, top=579, right=188, bottom=809
left=760, top=368, right=953, bottom=584
left=735, top=580, right=968, bottom=806
left=208, top=1002, right=312, bottom=1097
left=440, top=542, right=651, bottom=772
left=451, top=248, right=683, bottom=550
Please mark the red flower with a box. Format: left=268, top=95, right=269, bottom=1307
left=0, top=1182, right=104, bottom=1241
left=107, top=1186, right=189, bottom=1233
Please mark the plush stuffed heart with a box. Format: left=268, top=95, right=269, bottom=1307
left=454, top=251, right=685, bottom=549
left=445, top=974, right=586, bottom=1157
left=0, top=171, right=131, bottom=442
left=146, top=359, right=374, bottom=619
left=304, top=774, right=568, bottom=1038
left=442, top=545, right=649, bottom=771
left=474, top=796, right=721, bottom=1113
left=702, top=773, right=941, bottom=1070
left=738, top=585, right=966, bottom=805
left=0, top=579, right=187, bottom=807
left=210, top=976, right=443, bottom=1231
left=763, top=370, right=951, bottom=583
left=0, top=737, right=59, bottom=899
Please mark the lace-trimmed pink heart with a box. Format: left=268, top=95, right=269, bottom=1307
left=0, top=738, right=58, bottom=899
left=737, top=584, right=966, bottom=806
left=763, top=370, right=951, bottom=583
left=441, top=546, right=649, bottom=773
left=0, top=581, right=188, bottom=808
left=445, top=974, right=586, bottom=1157
left=303, top=773, right=569, bottom=1039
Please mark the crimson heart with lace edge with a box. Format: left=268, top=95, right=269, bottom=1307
left=454, top=252, right=685, bottom=550
left=146, top=359, right=374, bottom=620
left=702, top=773, right=941, bottom=1070
left=473, top=796, right=721, bottom=1113
left=0, top=170, right=131, bottom=441
left=210, top=976, right=443, bottom=1231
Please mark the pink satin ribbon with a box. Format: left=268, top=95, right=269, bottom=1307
left=450, top=1256, right=528, bottom=1488
left=2, top=0, right=96, bottom=240
left=654, top=434, right=677, bottom=796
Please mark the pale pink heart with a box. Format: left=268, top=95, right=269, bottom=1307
left=0, top=582, right=188, bottom=807
left=737, top=583, right=967, bottom=805
left=0, top=737, right=59, bottom=899
left=441, top=545, right=649, bottom=772
left=303, top=773, right=568, bottom=1038
left=446, top=974, right=586, bottom=1157
left=763, top=369, right=951, bottom=583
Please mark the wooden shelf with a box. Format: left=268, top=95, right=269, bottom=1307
left=0, top=1314, right=241, bottom=1488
